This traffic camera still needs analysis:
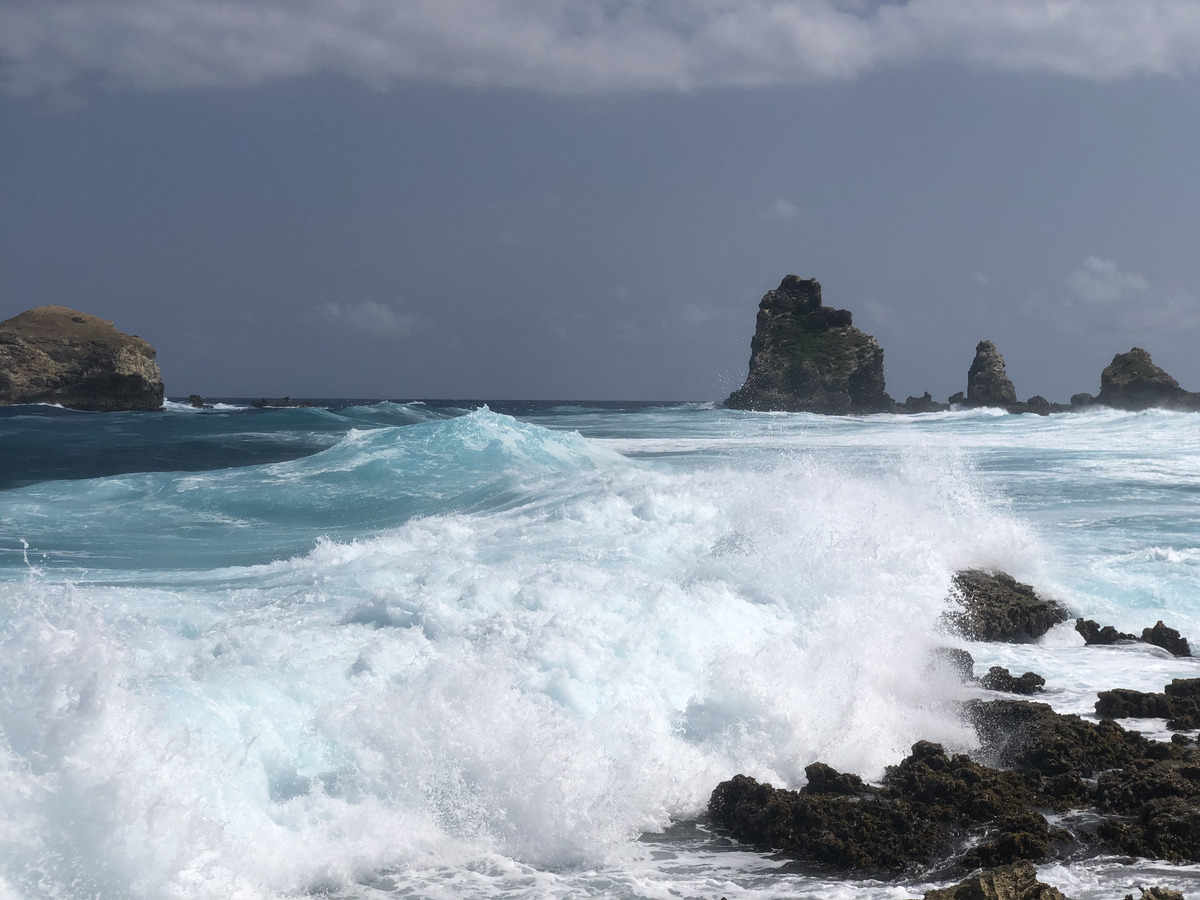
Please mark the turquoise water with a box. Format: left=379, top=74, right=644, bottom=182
left=2, top=401, right=1199, bottom=899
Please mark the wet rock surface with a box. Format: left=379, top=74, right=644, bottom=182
left=1075, top=618, right=1192, bottom=657
left=724, top=276, right=893, bottom=414
left=944, top=570, right=1070, bottom=642
left=1145, top=622, right=1192, bottom=658
left=1076, top=618, right=1139, bottom=646
left=709, top=740, right=1054, bottom=875
left=710, top=696, right=1200, bottom=879
left=919, top=860, right=1067, bottom=900
left=980, top=667, right=1046, bottom=695
left=1097, top=679, right=1200, bottom=731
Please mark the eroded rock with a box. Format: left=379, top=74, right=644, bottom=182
left=1076, top=618, right=1138, bottom=646
left=966, top=341, right=1018, bottom=408
left=1144, top=621, right=1192, bottom=658
left=0, top=306, right=163, bottom=411
left=945, top=571, right=1070, bottom=643
left=709, top=741, right=1053, bottom=874
left=921, top=860, right=1067, bottom=900
left=981, top=667, right=1046, bottom=695
left=1096, top=348, right=1200, bottom=411
left=724, top=276, right=893, bottom=414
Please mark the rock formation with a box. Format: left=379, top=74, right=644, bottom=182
left=964, top=340, right=1018, bottom=408
left=0, top=306, right=163, bottom=411
left=724, top=276, right=893, bottom=414
left=1075, top=618, right=1138, bottom=646
left=944, top=570, right=1070, bottom=642
left=902, top=392, right=949, bottom=414
left=980, top=666, right=1046, bottom=695
left=921, top=861, right=1066, bottom=900
left=1096, top=348, right=1200, bottom=410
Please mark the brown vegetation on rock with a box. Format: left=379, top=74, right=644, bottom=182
left=0, top=306, right=163, bottom=411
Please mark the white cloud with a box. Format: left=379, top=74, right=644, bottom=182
left=1039, top=256, right=1200, bottom=335
left=319, top=300, right=414, bottom=336
left=5, top=1, right=1200, bottom=99
left=1065, top=256, right=1149, bottom=305
left=762, top=198, right=800, bottom=221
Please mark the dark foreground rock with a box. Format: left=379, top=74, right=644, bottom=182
left=945, top=570, right=1070, bottom=642
left=709, top=740, right=1054, bottom=874
left=920, top=861, right=1066, bottom=900
left=1076, top=618, right=1139, bottom=646
left=1076, top=618, right=1192, bottom=657
left=981, top=667, right=1046, bottom=695
left=724, top=276, right=893, bottom=414
left=1097, top=679, right=1200, bottom=731
left=1096, top=348, right=1200, bottom=410
left=710, top=697, right=1200, bottom=878
left=0, top=306, right=163, bottom=411
left=1145, top=621, right=1192, bottom=658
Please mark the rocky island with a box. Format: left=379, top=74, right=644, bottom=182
left=0, top=305, right=163, bottom=411
left=724, top=276, right=893, bottom=414
left=723, top=275, right=1200, bottom=416
left=1094, top=347, right=1200, bottom=410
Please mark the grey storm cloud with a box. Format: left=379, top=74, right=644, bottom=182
left=4, top=0, right=1200, bottom=98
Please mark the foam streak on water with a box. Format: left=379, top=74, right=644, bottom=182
left=2, top=404, right=1200, bottom=899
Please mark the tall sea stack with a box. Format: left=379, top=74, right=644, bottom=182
left=724, top=276, right=892, bottom=414
left=0, top=306, right=164, bottom=411
left=964, top=340, right=1017, bottom=408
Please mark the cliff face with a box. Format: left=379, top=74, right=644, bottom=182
left=724, top=276, right=892, bottom=414
left=1096, top=347, right=1200, bottom=410
left=0, top=306, right=164, bottom=411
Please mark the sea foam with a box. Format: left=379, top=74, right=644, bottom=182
left=0, top=409, right=1041, bottom=898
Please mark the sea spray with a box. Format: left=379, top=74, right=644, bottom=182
left=1, top=411, right=1042, bottom=898
left=5, top=404, right=1200, bottom=899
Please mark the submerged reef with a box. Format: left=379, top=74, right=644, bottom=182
left=0, top=305, right=163, bottom=411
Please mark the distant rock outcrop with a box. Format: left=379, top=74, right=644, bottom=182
left=901, top=392, right=949, bottom=414
left=965, top=340, right=1017, bottom=408
left=724, top=276, right=893, bottom=414
left=1096, top=348, right=1200, bottom=410
left=0, top=306, right=163, bottom=411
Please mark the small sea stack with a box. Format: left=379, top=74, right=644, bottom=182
left=964, top=340, right=1017, bottom=408
left=1096, top=348, right=1200, bottom=410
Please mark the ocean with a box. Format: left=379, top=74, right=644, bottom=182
left=2, top=400, right=1199, bottom=900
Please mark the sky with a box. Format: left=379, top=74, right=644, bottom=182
left=3, top=1, right=1200, bottom=402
